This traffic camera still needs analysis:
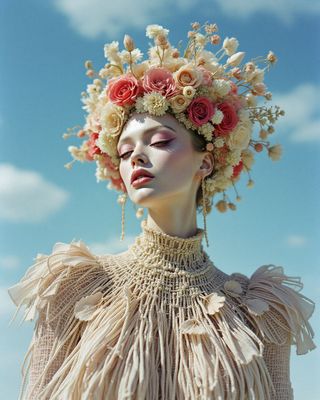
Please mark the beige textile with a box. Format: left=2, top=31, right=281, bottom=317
left=8, top=219, right=316, bottom=399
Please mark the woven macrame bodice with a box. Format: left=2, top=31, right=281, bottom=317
left=112, top=219, right=229, bottom=310
left=130, top=219, right=206, bottom=270
left=7, top=219, right=316, bottom=400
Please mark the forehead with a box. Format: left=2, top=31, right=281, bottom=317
left=117, top=114, right=185, bottom=147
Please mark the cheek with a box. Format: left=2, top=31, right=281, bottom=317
left=156, top=147, right=195, bottom=185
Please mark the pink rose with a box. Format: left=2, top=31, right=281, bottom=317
left=143, top=67, right=178, bottom=98
left=214, top=102, right=239, bottom=136
left=87, top=132, right=102, bottom=160
left=198, top=66, right=213, bottom=86
left=107, top=74, right=142, bottom=106
left=187, top=96, right=216, bottom=126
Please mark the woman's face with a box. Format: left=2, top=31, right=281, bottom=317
left=117, top=112, right=209, bottom=209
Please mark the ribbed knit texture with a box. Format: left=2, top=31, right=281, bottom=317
left=7, top=219, right=316, bottom=399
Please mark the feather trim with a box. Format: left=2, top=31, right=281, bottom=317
left=7, top=240, right=111, bottom=400
left=240, top=264, right=316, bottom=355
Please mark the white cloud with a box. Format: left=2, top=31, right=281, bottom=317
left=214, top=0, right=320, bottom=23
left=0, top=163, right=70, bottom=223
left=273, top=83, right=320, bottom=143
left=0, top=256, right=21, bottom=270
left=53, top=0, right=194, bottom=39
left=89, top=234, right=136, bottom=255
left=286, top=234, right=308, bottom=247
left=52, top=0, right=320, bottom=39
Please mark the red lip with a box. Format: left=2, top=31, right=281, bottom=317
left=130, top=169, right=155, bottom=184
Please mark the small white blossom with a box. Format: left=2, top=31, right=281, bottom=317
left=214, top=136, right=225, bottom=148
left=223, top=37, right=239, bottom=56
left=146, top=24, right=169, bottom=39
left=104, top=41, right=121, bottom=64
left=212, top=109, right=224, bottom=125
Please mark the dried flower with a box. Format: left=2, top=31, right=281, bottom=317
left=180, top=318, right=207, bottom=335
left=202, top=292, right=226, bottom=315
left=123, top=34, right=135, bottom=52
left=215, top=200, right=228, bottom=212
left=74, top=292, right=103, bottom=321
left=268, top=144, right=282, bottom=161
left=267, top=51, right=277, bottom=64
left=223, top=280, right=242, bottom=297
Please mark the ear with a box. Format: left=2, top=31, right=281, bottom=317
left=199, top=151, right=214, bottom=179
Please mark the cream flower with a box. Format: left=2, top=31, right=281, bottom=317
left=223, top=165, right=234, bottom=178
left=211, top=109, right=224, bottom=125
left=226, top=150, right=242, bottom=166
left=68, top=145, right=87, bottom=162
left=182, top=85, right=196, bottom=99
left=74, top=292, right=103, bottom=321
left=199, top=123, right=214, bottom=141
left=241, top=149, right=255, bottom=169
left=223, top=280, right=243, bottom=297
left=132, top=60, right=150, bottom=79
left=180, top=318, right=207, bottom=335
left=174, top=64, right=202, bottom=88
left=146, top=24, right=169, bottom=39
left=169, top=94, right=191, bottom=113
left=212, top=79, right=231, bottom=97
left=268, top=144, right=282, bottom=161
left=245, top=93, right=258, bottom=107
left=99, top=103, right=126, bottom=137
left=226, top=111, right=252, bottom=150
left=195, top=32, right=206, bottom=46
left=202, top=292, right=226, bottom=315
left=223, top=37, right=239, bottom=56
left=244, top=68, right=265, bottom=85
left=143, top=92, right=169, bottom=116
left=214, top=136, right=225, bottom=148
left=120, top=48, right=143, bottom=64
left=97, top=129, right=118, bottom=155
left=212, top=175, right=231, bottom=190
left=134, top=97, right=146, bottom=113
left=104, top=41, right=121, bottom=64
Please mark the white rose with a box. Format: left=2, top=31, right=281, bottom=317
left=226, top=110, right=252, bottom=150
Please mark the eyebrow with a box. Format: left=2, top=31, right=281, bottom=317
left=117, top=125, right=176, bottom=149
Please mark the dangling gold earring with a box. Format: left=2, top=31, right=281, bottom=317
left=117, top=193, right=127, bottom=241
left=201, top=176, right=209, bottom=247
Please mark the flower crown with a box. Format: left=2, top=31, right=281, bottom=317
left=63, top=22, right=284, bottom=213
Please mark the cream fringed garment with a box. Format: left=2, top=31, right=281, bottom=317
left=8, top=219, right=316, bottom=400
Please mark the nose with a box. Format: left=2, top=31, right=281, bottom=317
left=131, top=147, right=148, bottom=166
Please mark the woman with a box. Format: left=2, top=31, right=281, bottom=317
left=8, top=22, right=316, bottom=400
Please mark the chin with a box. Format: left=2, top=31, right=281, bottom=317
left=129, top=188, right=161, bottom=207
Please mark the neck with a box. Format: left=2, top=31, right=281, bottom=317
left=146, top=199, right=198, bottom=239
left=129, top=219, right=207, bottom=272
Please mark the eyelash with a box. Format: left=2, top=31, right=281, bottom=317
left=119, top=139, right=173, bottom=160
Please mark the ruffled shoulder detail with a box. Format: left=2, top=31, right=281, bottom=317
left=231, top=265, right=316, bottom=355
left=7, top=240, right=104, bottom=324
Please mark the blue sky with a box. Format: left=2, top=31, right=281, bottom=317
left=0, top=0, right=319, bottom=398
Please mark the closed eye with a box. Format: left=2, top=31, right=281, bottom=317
left=119, top=139, right=173, bottom=159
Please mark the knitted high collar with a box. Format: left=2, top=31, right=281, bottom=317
left=128, top=219, right=207, bottom=273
